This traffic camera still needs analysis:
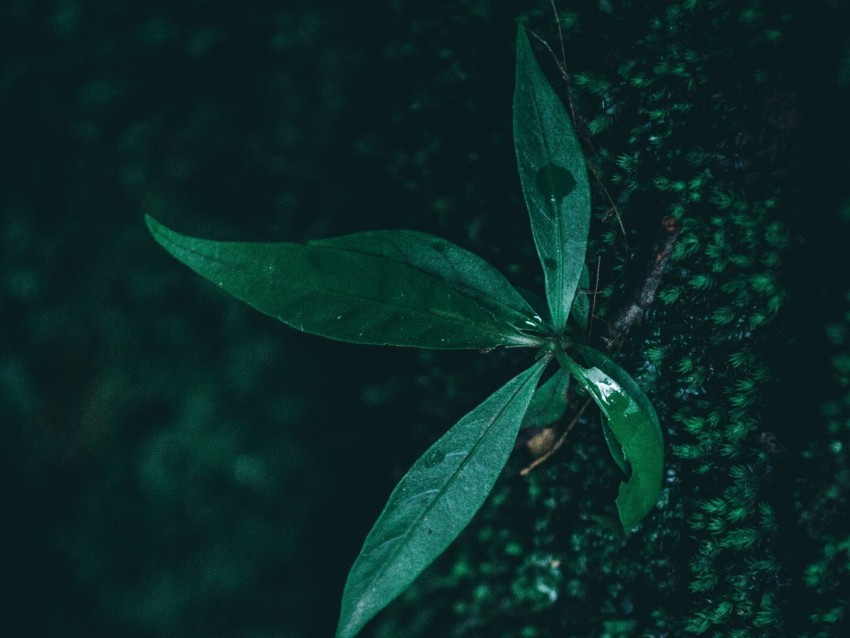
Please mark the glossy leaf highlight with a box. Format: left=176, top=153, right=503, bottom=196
left=147, top=217, right=545, bottom=350
left=336, top=357, right=549, bottom=638
left=513, top=27, right=591, bottom=332
left=578, top=346, right=660, bottom=478
left=560, top=350, right=663, bottom=531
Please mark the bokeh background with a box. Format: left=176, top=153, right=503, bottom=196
left=3, top=1, right=850, bottom=636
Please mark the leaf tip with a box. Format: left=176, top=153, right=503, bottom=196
left=145, top=215, right=195, bottom=263
left=617, top=508, right=640, bottom=534
left=145, top=214, right=173, bottom=248
left=515, top=23, right=532, bottom=57
left=335, top=604, right=366, bottom=638
left=144, top=213, right=160, bottom=232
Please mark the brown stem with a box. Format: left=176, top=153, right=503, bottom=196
left=520, top=397, right=593, bottom=476
left=605, top=215, right=681, bottom=344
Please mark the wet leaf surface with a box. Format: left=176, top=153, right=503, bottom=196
left=513, top=27, right=591, bottom=332
left=336, top=357, right=549, bottom=637
left=148, top=218, right=545, bottom=350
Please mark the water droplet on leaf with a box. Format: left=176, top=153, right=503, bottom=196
left=535, top=163, right=576, bottom=210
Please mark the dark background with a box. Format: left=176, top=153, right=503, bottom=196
left=3, top=1, right=850, bottom=636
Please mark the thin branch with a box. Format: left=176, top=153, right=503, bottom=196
left=520, top=397, right=593, bottom=476
left=588, top=254, right=602, bottom=338
left=606, top=215, right=681, bottom=345
left=588, top=161, right=627, bottom=237
left=551, top=0, right=566, bottom=65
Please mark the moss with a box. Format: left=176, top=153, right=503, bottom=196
left=791, top=288, right=850, bottom=637
left=372, top=0, right=849, bottom=636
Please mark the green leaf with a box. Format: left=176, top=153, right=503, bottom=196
left=599, top=414, right=630, bottom=476
left=513, top=27, right=591, bottom=333
left=147, top=216, right=546, bottom=350
left=336, top=357, right=549, bottom=638
left=571, top=263, right=591, bottom=333
left=558, top=349, right=663, bottom=531
left=577, top=347, right=634, bottom=476
left=521, top=367, right=570, bottom=429
left=577, top=346, right=662, bottom=441
left=515, top=286, right=551, bottom=327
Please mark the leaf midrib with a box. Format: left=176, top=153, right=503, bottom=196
left=345, top=362, right=542, bottom=630
left=161, top=236, right=533, bottom=345
left=528, top=81, right=566, bottom=330
left=315, top=238, right=542, bottom=331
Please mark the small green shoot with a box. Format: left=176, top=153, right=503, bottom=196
left=147, top=26, right=664, bottom=637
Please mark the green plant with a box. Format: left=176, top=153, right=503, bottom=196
left=146, top=27, right=664, bottom=638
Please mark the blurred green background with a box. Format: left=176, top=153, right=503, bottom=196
left=3, top=1, right=850, bottom=637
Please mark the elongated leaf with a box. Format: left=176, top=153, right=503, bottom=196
left=571, top=263, right=591, bottom=333
left=336, top=357, right=549, bottom=638
left=600, top=414, right=630, bottom=476
left=521, top=367, right=570, bottom=429
left=578, top=346, right=660, bottom=476
left=558, top=350, right=663, bottom=531
left=312, top=231, right=544, bottom=333
left=514, top=27, right=591, bottom=333
left=147, top=217, right=545, bottom=349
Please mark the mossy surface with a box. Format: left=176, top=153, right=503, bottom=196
left=368, top=1, right=850, bottom=636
